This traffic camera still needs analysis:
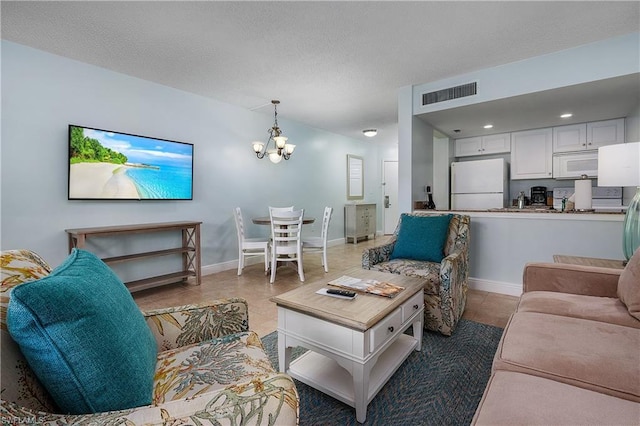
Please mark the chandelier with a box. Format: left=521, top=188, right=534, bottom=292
left=251, top=100, right=295, bottom=164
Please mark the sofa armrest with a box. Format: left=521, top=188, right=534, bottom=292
left=362, top=238, right=396, bottom=269
left=143, top=298, right=250, bottom=351
left=523, top=263, right=621, bottom=297
left=440, top=248, right=469, bottom=290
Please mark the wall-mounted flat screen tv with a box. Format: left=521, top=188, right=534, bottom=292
left=68, top=125, right=194, bottom=200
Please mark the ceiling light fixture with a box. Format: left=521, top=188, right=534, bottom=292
left=483, top=124, right=493, bottom=129
left=251, top=100, right=295, bottom=164
left=560, top=113, right=573, bottom=118
left=363, top=129, right=377, bottom=137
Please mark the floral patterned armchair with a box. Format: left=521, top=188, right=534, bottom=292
left=1, top=249, right=299, bottom=425
left=362, top=213, right=470, bottom=336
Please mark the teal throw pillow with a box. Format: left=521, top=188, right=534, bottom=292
left=7, top=249, right=157, bottom=414
left=390, top=214, right=453, bottom=262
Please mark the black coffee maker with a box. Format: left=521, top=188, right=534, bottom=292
left=530, top=186, right=547, bottom=206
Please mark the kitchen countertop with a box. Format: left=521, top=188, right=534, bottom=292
left=413, top=208, right=625, bottom=221
left=485, top=207, right=625, bottom=214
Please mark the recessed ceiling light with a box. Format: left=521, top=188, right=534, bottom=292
left=362, top=129, right=377, bottom=137
left=483, top=124, right=493, bottom=129
left=560, top=113, right=573, bottom=118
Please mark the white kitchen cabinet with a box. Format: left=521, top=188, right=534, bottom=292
left=587, top=118, right=625, bottom=149
left=553, top=123, right=587, bottom=153
left=553, top=119, right=624, bottom=153
left=455, top=137, right=482, bottom=157
left=511, top=128, right=553, bottom=180
left=345, top=203, right=376, bottom=244
left=455, top=133, right=510, bottom=157
left=482, top=133, right=511, bottom=155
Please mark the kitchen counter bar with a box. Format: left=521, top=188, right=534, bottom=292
left=413, top=209, right=624, bottom=296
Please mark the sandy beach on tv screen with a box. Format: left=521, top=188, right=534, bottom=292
left=69, top=162, right=140, bottom=199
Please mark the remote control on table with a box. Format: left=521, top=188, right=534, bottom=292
left=326, top=289, right=356, bottom=298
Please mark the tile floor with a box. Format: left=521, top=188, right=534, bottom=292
left=133, top=237, right=520, bottom=337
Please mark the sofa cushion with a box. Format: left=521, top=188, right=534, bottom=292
left=391, top=214, right=452, bottom=262
left=516, top=291, right=640, bottom=329
left=472, top=371, right=640, bottom=426
left=618, top=247, right=640, bottom=320
left=7, top=248, right=157, bottom=414
left=493, top=312, right=640, bottom=402
left=153, top=331, right=275, bottom=404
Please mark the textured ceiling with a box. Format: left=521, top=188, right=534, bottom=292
left=2, top=1, right=639, bottom=144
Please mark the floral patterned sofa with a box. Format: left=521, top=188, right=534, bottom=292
left=362, top=212, right=470, bottom=336
left=1, top=249, right=299, bottom=425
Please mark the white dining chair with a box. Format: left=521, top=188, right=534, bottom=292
left=234, top=207, right=270, bottom=275
left=269, top=208, right=305, bottom=284
left=302, top=206, right=333, bottom=272
left=268, top=206, right=294, bottom=215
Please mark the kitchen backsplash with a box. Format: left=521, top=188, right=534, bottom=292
left=509, top=178, right=558, bottom=204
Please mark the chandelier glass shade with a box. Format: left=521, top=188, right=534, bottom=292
left=252, top=100, right=295, bottom=164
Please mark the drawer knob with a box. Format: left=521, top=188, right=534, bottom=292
left=413, top=304, right=419, bottom=310
left=388, top=326, right=394, bottom=333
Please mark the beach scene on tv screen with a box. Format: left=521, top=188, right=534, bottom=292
left=69, top=126, right=193, bottom=200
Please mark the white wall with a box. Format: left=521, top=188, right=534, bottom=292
left=626, top=103, right=640, bottom=142
left=413, top=32, right=640, bottom=115
left=433, top=135, right=453, bottom=210
left=397, top=85, right=413, bottom=213
left=0, top=41, right=384, bottom=272
left=411, top=117, right=433, bottom=206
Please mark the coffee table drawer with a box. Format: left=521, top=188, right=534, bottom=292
left=369, top=308, right=402, bottom=352
left=402, top=291, right=423, bottom=322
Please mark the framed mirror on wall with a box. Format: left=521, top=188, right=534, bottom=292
left=347, top=154, right=364, bottom=200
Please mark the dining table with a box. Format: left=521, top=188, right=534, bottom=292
left=251, top=217, right=315, bottom=226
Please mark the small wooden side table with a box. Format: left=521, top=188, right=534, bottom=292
left=553, top=254, right=625, bottom=270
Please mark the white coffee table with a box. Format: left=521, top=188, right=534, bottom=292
left=270, top=267, right=425, bottom=423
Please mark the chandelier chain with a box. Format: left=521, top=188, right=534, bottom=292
left=270, top=102, right=280, bottom=137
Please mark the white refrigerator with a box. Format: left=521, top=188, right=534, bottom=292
left=451, top=158, right=509, bottom=209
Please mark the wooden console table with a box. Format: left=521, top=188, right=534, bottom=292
left=65, top=221, right=202, bottom=292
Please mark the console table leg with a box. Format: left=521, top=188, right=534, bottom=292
left=182, top=224, right=201, bottom=285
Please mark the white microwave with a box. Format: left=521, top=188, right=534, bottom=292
left=552, top=151, right=598, bottom=180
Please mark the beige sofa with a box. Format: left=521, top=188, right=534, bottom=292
left=473, top=249, right=640, bottom=425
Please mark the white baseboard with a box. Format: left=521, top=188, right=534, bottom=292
left=469, top=277, right=522, bottom=297
left=202, top=259, right=238, bottom=276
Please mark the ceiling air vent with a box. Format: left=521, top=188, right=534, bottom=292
left=422, top=82, right=477, bottom=105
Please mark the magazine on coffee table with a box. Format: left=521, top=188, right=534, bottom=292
left=327, top=275, right=405, bottom=298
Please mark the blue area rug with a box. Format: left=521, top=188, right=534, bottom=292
left=261, top=319, right=503, bottom=425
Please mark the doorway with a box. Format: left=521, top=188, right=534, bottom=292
left=383, top=160, right=399, bottom=234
